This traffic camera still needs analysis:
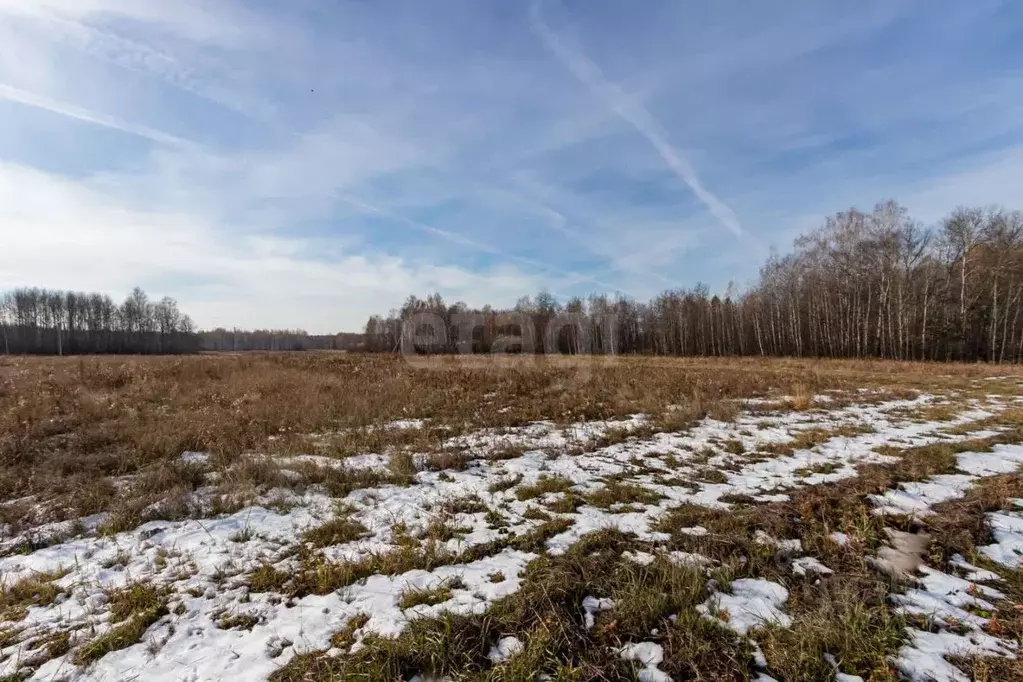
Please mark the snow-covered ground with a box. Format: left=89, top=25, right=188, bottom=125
left=866, top=444, right=1023, bottom=681
left=0, top=392, right=1021, bottom=680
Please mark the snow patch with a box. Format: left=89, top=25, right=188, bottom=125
left=488, top=636, right=523, bottom=663
left=582, top=595, right=614, bottom=630
left=697, top=579, right=791, bottom=635
left=623, top=550, right=655, bottom=566
left=896, top=629, right=1015, bottom=682
left=829, top=531, right=851, bottom=546
left=980, top=507, right=1023, bottom=569
left=180, top=451, right=210, bottom=465
left=618, top=642, right=671, bottom=682
left=791, top=556, right=832, bottom=578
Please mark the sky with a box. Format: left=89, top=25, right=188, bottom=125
left=1, top=0, right=1022, bottom=333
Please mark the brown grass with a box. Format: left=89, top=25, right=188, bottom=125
left=0, top=352, right=1019, bottom=528
left=3, top=352, right=1022, bottom=678
left=0, top=569, right=67, bottom=621
left=790, top=382, right=814, bottom=410
left=74, top=582, right=168, bottom=664
left=302, top=514, right=369, bottom=548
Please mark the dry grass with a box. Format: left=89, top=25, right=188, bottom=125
left=267, top=417, right=1023, bottom=681
left=272, top=529, right=751, bottom=682
left=583, top=481, right=663, bottom=509
left=329, top=613, right=370, bottom=650
left=74, top=582, right=168, bottom=664
left=247, top=517, right=576, bottom=600
left=0, top=352, right=1017, bottom=528
left=790, top=382, right=815, bottom=410
left=514, top=475, right=574, bottom=501
left=4, top=353, right=1023, bottom=678
left=301, top=514, right=369, bottom=548
left=397, top=578, right=465, bottom=610
left=0, top=569, right=67, bottom=621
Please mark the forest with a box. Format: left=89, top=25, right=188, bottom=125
left=365, top=201, right=1023, bottom=363
left=0, top=287, right=363, bottom=354
left=6, top=200, right=1023, bottom=361
left=0, top=286, right=199, bottom=355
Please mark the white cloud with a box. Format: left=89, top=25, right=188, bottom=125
left=0, top=0, right=264, bottom=47
left=0, top=162, right=545, bottom=332
left=2, top=0, right=1022, bottom=332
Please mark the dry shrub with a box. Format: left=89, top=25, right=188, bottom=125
left=926, top=472, right=1023, bottom=561
left=706, top=399, right=740, bottom=422
left=425, top=451, right=469, bottom=472
left=218, top=455, right=286, bottom=497
left=388, top=452, right=418, bottom=479
left=790, top=382, right=814, bottom=411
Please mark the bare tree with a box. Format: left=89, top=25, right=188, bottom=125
left=366, top=200, right=1023, bottom=363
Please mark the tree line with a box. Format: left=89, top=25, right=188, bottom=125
left=365, top=201, right=1023, bottom=363
left=0, top=286, right=199, bottom=355
left=0, top=286, right=368, bottom=355
left=199, top=329, right=365, bottom=352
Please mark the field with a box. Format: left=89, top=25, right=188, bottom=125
left=1, top=353, right=1023, bottom=681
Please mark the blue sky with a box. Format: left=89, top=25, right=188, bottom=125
left=1, top=0, right=1022, bottom=332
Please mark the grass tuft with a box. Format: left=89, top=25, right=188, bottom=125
left=75, top=583, right=168, bottom=664
left=515, top=475, right=574, bottom=501
left=398, top=578, right=465, bottom=610
left=583, top=481, right=663, bottom=509
left=302, top=515, right=369, bottom=548
left=0, top=570, right=67, bottom=621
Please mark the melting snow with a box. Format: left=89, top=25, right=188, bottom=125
left=980, top=507, right=1023, bottom=568
left=697, top=579, right=791, bottom=635
left=868, top=445, right=1023, bottom=680
left=0, top=392, right=1014, bottom=681
left=179, top=451, right=210, bottom=465
left=870, top=475, right=976, bottom=517
left=948, top=554, right=1001, bottom=582
left=830, top=531, right=851, bottom=546
left=623, top=550, right=655, bottom=566
left=488, top=636, right=524, bottom=663
left=618, top=641, right=671, bottom=682
left=581, top=595, right=614, bottom=630
left=791, top=556, right=832, bottom=577
left=896, top=629, right=1015, bottom=682
left=666, top=551, right=712, bottom=568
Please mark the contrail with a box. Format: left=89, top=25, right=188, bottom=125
left=336, top=192, right=618, bottom=295
left=529, top=0, right=744, bottom=239
left=0, top=82, right=194, bottom=148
